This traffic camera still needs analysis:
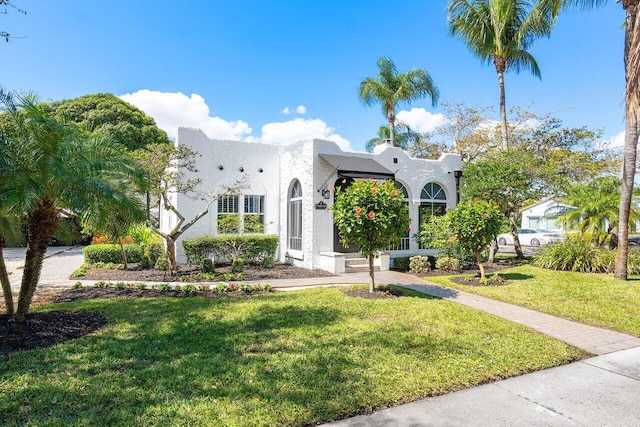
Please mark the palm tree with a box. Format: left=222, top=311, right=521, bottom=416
left=359, top=57, right=439, bottom=147
left=447, top=0, right=558, bottom=150
left=365, top=123, right=416, bottom=152
left=559, top=176, right=637, bottom=247
left=552, top=1, right=638, bottom=279
left=0, top=93, right=144, bottom=322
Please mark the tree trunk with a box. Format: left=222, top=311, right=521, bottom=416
left=615, top=2, right=640, bottom=280
left=15, top=199, right=59, bottom=323
left=166, top=236, right=177, bottom=275
left=0, top=238, right=15, bottom=317
left=368, top=253, right=375, bottom=293
left=509, top=214, right=525, bottom=259
left=388, top=112, right=396, bottom=147
left=474, top=248, right=486, bottom=280
left=495, top=60, right=509, bottom=151
left=119, top=239, right=128, bottom=269
left=488, top=237, right=498, bottom=264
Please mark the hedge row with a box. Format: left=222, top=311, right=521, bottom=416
left=183, top=234, right=278, bottom=266
left=84, top=244, right=146, bottom=264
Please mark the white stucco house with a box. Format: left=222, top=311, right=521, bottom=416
left=160, top=127, right=463, bottom=273
left=520, top=197, right=575, bottom=231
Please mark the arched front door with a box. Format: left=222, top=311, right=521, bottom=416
left=333, top=177, right=358, bottom=252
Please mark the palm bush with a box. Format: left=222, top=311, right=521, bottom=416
left=534, top=239, right=640, bottom=274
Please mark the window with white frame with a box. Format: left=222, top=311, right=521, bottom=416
left=288, top=180, right=303, bottom=253
left=217, top=195, right=265, bottom=234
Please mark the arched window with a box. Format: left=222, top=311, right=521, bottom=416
left=419, top=182, right=447, bottom=248
left=288, top=180, right=303, bottom=253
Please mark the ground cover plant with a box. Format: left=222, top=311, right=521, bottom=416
left=0, top=287, right=585, bottom=426
left=428, top=265, right=640, bottom=337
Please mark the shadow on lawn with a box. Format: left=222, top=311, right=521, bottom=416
left=0, top=291, right=466, bottom=426
left=498, top=273, right=534, bottom=281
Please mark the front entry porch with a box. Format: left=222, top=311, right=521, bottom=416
left=318, top=251, right=390, bottom=274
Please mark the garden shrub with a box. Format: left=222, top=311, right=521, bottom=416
left=199, top=258, right=215, bottom=273
left=231, top=257, right=244, bottom=273
left=154, top=256, right=169, bottom=271
left=392, top=257, right=410, bottom=272
left=183, top=234, right=278, bottom=266
left=84, top=244, right=145, bottom=264
left=409, top=256, right=431, bottom=274
left=144, top=241, right=165, bottom=268
left=435, top=256, right=462, bottom=272
left=534, top=239, right=640, bottom=274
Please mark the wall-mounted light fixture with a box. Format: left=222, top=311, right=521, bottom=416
left=321, top=187, right=331, bottom=199
left=218, top=165, right=224, bottom=170
left=239, top=167, right=244, bottom=172
left=315, top=201, right=327, bottom=210
left=258, top=168, right=264, bottom=173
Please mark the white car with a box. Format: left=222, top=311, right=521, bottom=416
left=497, top=229, right=566, bottom=247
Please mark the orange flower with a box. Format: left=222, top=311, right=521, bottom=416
left=390, top=189, right=398, bottom=196
left=483, top=212, right=489, bottom=218
left=407, top=227, right=411, bottom=233
left=354, top=188, right=360, bottom=193
left=449, top=236, right=456, bottom=242
left=371, top=187, right=378, bottom=194
left=368, top=211, right=375, bottom=219
left=355, top=207, right=362, bottom=215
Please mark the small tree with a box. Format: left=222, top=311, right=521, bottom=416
left=134, top=143, right=245, bottom=274
left=333, top=179, right=409, bottom=292
left=448, top=200, right=503, bottom=280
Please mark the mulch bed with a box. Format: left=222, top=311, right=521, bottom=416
left=342, top=286, right=404, bottom=299
left=0, top=311, right=108, bottom=356
left=75, top=262, right=335, bottom=282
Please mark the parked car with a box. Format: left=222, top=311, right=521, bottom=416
left=629, top=235, right=640, bottom=248
left=497, top=229, right=566, bottom=247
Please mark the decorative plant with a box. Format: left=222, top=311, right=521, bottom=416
left=448, top=200, right=503, bottom=279
left=333, top=179, right=409, bottom=292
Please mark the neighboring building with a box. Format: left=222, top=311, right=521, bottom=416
left=520, top=197, right=574, bottom=231
left=160, top=128, right=463, bottom=273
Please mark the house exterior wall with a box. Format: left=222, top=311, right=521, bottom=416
left=161, top=129, right=462, bottom=271
left=520, top=198, right=574, bottom=231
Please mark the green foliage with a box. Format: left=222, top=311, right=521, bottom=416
left=128, top=224, right=158, bottom=245
left=135, top=283, right=147, bottom=290
left=409, top=256, right=431, bottom=274
left=231, top=257, right=244, bottom=273
left=449, top=200, right=503, bottom=278
left=73, top=263, right=89, bottom=277
left=72, top=281, right=83, bottom=289
left=392, top=257, right=411, bottom=272
left=199, top=258, right=215, bottom=273
left=84, top=244, right=145, bottom=264
left=214, top=283, right=229, bottom=293
left=181, top=284, right=197, bottom=293
left=534, top=239, right=640, bottom=274
left=158, top=283, right=172, bottom=292
left=417, top=214, right=471, bottom=260
left=332, top=179, right=409, bottom=256
left=154, top=256, right=169, bottom=271
left=449, top=201, right=503, bottom=253
left=261, top=256, right=275, bottom=268
left=243, top=215, right=264, bottom=233
left=217, top=214, right=240, bottom=234
left=44, top=93, right=170, bottom=151
left=183, top=234, right=278, bottom=266
left=436, top=256, right=462, bottom=272
left=144, top=241, right=165, bottom=267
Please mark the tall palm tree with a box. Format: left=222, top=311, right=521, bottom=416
left=359, top=57, right=439, bottom=147
left=447, top=0, right=558, bottom=150
left=0, top=93, right=144, bottom=322
left=554, top=0, right=639, bottom=279
left=365, top=123, right=416, bottom=152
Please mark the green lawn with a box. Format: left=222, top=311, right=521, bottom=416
left=1, top=287, right=586, bottom=426
left=429, top=265, right=640, bottom=337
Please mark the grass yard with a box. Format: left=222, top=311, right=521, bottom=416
left=1, top=287, right=586, bottom=426
left=429, top=265, right=640, bottom=337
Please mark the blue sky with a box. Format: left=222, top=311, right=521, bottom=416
left=2, top=1, right=627, bottom=152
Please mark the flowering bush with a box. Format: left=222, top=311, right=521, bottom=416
left=448, top=200, right=503, bottom=279
left=333, top=179, right=409, bottom=291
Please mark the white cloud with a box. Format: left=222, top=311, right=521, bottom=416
left=119, top=90, right=252, bottom=140
left=282, top=107, right=291, bottom=115
left=396, top=108, right=448, bottom=133
left=296, top=105, right=307, bottom=114
left=609, top=131, right=625, bottom=149
left=259, top=118, right=351, bottom=150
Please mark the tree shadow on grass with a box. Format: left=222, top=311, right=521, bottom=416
left=498, top=273, right=534, bottom=281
